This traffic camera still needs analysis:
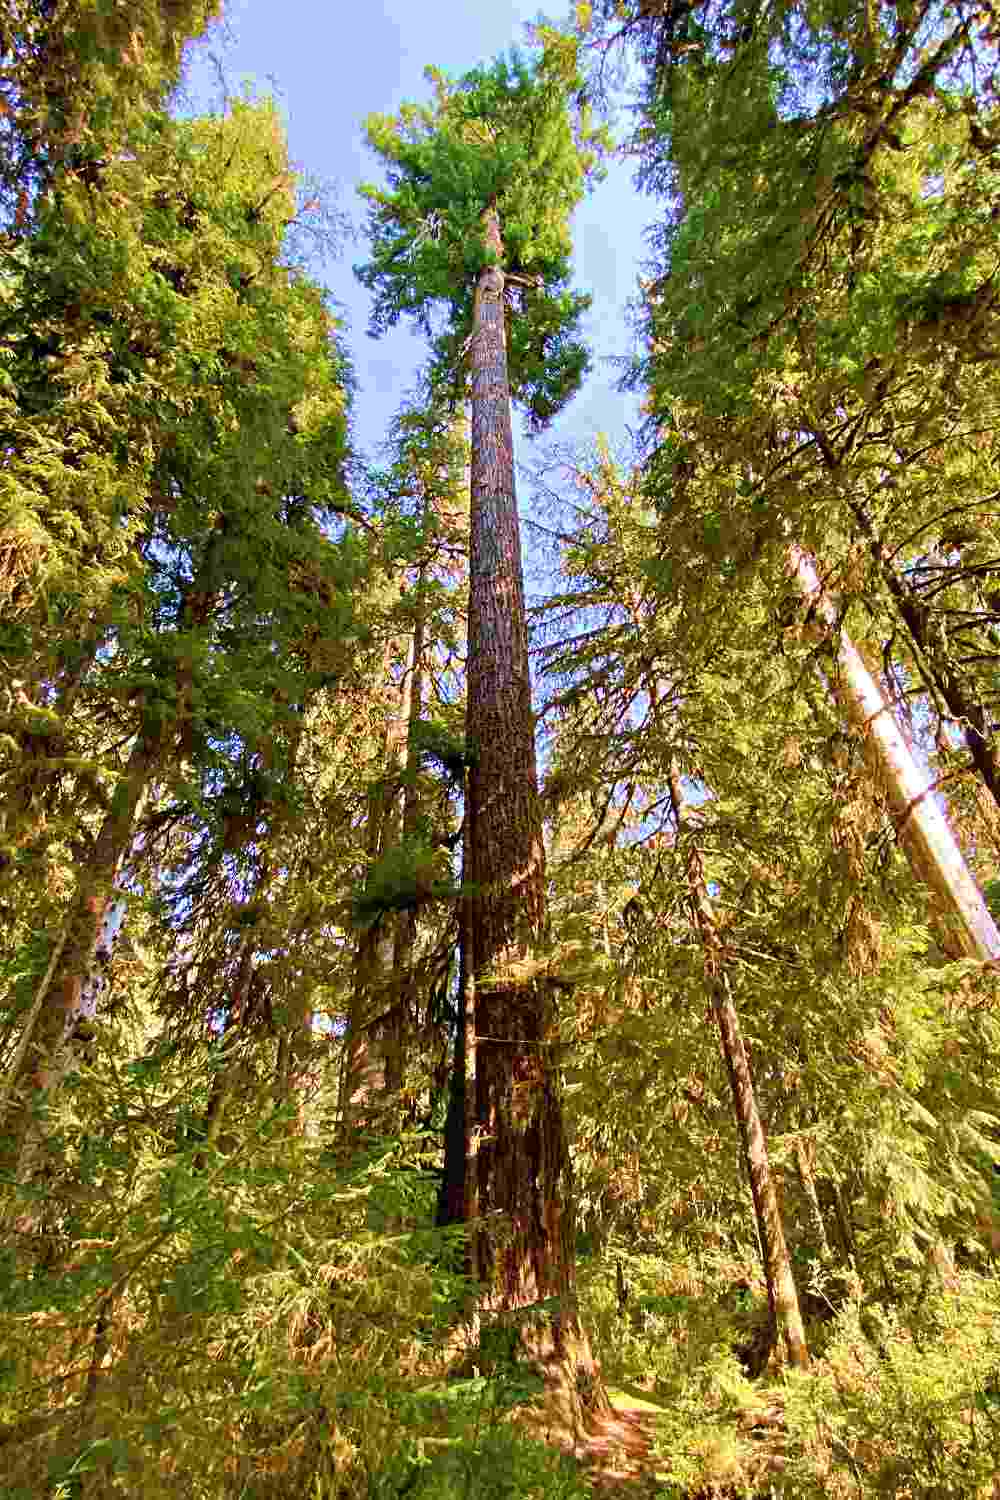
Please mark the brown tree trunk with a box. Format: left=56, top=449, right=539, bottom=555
left=466, top=206, right=605, bottom=1416
left=1, top=730, right=158, bottom=1169
left=668, top=766, right=810, bottom=1371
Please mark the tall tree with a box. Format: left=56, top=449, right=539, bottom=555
left=0, top=98, right=354, bottom=1167
left=357, top=37, right=610, bottom=1404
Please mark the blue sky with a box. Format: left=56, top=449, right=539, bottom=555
left=183, top=0, right=648, bottom=468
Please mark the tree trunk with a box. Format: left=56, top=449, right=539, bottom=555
left=2, top=565, right=220, bottom=1169
left=386, top=619, right=426, bottom=1096
left=341, top=642, right=413, bottom=1126
left=438, top=798, right=479, bottom=1291
left=195, top=938, right=254, bottom=1170
left=465, top=205, right=605, bottom=1414
left=668, top=766, right=810, bottom=1371
left=1, top=730, right=157, bottom=1169
left=834, top=472, right=1000, bottom=811
left=794, top=1138, right=831, bottom=1260
left=789, top=546, right=1000, bottom=961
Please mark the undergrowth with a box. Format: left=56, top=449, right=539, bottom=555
left=579, top=1243, right=1000, bottom=1499
left=3, top=1069, right=999, bottom=1499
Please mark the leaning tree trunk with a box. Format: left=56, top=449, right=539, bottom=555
left=0, top=728, right=159, bottom=1171
left=667, top=766, right=810, bottom=1371
left=789, top=546, right=1000, bottom=962
left=808, top=424, right=1000, bottom=815
left=465, top=204, right=606, bottom=1415
left=847, top=497, right=1000, bottom=812
left=1, top=566, right=221, bottom=1170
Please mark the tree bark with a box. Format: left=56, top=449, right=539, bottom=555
left=668, top=766, right=810, bottom=1371
left=465, top=205, right=605, bottom=1412
left=1, top=730, right=157, bottom=1169
left=789, top=546, right=1000, bottom=961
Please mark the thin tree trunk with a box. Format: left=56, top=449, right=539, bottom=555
left=465, top=204, right=604, bottom=1413
left=668, top=766, right=810, bottom=1371
left=342, top=642, right=413, bottom=1125
left=789, top=546, right=1000, bottom=961
left=794, top=1138, right=831, bottom=1260
left=439, top=801, right=479, bottom=1288
left=386, top=620, right=425, bottom=1096
left=1, top=731, right=157, bottom=1168
left=195, top=938, right=254, bottom=1170
left=3, top=561, right=222, bottom=1167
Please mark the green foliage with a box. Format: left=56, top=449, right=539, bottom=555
left=410, top=717, right=473, bottom=782
left=3, top=3, right=1000, bottom=1497
left=0, top=0, right=222, bottom=223
left=367, top=1427, right=590, bottom=1500
left=356, top=40, right=602, bottom=427
left=353, top=838, right=457, bottom=927
left=784, top=1272, right=1000, bottom=1497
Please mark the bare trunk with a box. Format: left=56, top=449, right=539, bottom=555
left=840, top=480, right=1000, bottom=811
left=342, top=642, right=416, bottom=1124
left=668, top=767, right=810, bottom=1371
left=439, top=801, right=479, bottom=1286
left=385, top=621, right=426, bottom=1096
left=466, top=205, right=604, bottom=1415
left=789, top=546, right=1000, bottom=961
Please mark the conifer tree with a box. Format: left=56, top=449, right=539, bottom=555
left=0, top=98, right=355, bottom=1167
left=357, top=37, right=609, bottom=1402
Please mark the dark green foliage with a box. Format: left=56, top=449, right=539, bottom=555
left=356, top=41, right=603, bottom=428
left=409, top=718, right=472, bottom=782
left=353, top=839, right=457, bottom=927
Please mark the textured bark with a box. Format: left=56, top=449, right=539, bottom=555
left=465, top=206, right=604, bottom=1411
left=669, top=767, right=810, bottom=1371
left=790, top=546, right=1000, bottom=961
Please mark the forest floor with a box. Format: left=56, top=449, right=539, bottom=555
left=535, top=1382, right=792, bottom=1496
left=574, top=1389, right=666, bottom=1492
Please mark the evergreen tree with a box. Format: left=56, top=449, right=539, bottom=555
left=357, top=36, right=610, bottom=1406
left=0, top=97, right=355, bottom=1167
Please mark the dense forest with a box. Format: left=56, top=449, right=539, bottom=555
left=1, top=1, right=1000, bottom=1495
